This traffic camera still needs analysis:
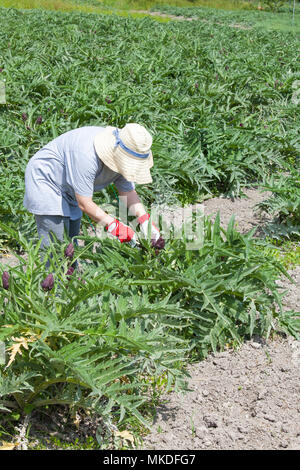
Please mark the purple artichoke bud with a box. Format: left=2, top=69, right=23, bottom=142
left=239, top=123, right=244, bottom=128
left=105, top=96, right=112, bottom=104
left=36, top=115, right=43, bottom=125
left=65, top=243, right=74, bottom=259
left=151, top=237, right=165, bottom=251
left=22, top=112, right=28, bottom=122
left=66, top=266, right=75, bottom=280
left=2, top=271, right=9, bottom=290
left=41, top=273, right=54, bottom=292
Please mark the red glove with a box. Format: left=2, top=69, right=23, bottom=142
left=106, top=219, right=136, bottom=244
left=137, top=213, right=165, bottom=250
left=137, top=213, right=160, bottom=242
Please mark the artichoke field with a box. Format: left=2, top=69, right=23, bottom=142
left=0, top=5, right=299, bottom=431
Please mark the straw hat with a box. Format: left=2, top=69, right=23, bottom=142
left=94, top=123, right=154, bottom=184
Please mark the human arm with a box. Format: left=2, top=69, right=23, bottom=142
left=75, top=193, right=114, bottom=226
left=117, top=189, right=147, bottom=219
left=75, top=193, right=136, bottom=243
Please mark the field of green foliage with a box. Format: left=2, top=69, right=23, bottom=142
left=0, top=4, right=299, bottom=448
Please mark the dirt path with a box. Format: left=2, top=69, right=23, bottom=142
left=130, top=10, right=251, bottom=29
left=142, top=188, right=300, bottom=450
left=203, top=188, right=273, bottom=234
left=142, top=333, right=300, bottom=450
left=130, top=10, right=197, bottom=22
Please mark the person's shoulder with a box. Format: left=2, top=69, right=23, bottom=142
left=59, top=127, right=105, bottom=150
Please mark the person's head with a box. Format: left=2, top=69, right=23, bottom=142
left=94, top=123, right=153, bottom=184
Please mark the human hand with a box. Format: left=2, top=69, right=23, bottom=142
left=137, top=213, right=160, bottom=242
left=106, top=219, right=137, bottom=244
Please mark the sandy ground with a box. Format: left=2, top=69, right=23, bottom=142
left=203, top=188, right=273, bottom=235
left=142, top=334, right=300, bottom=450
left=1, top=188, right=299, bottom=450
left=130, top=10, right=251, bottom=29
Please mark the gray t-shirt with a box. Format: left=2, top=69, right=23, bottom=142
left=23, top=126, right=135, bottom=220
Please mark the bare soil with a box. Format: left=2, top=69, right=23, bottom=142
left=130, top=10, right=251, bottom=29
left=142, top=333, right=300, bottom=450
left=1, top=188, right=299, bottom=450
left=202, top=188, right=273, bottom=235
